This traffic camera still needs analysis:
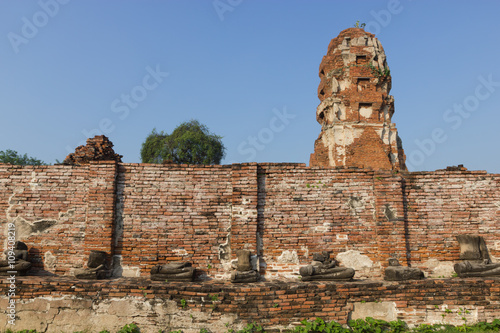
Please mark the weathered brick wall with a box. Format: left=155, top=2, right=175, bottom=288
left=1, top=162, right=500, bottom=330
left=1, top=162, right=499, bottom=280
left=231, top=163, right=259, bottom=257
left=373, top=172, right=408, bottom=267
left=1, top=276, right=500, bottom=332
left=85, top=161, right=117, bottom=262
left=0, top=163, right=90, bottom=275
left=404, top=170, right=500, bottom=276
left=114, top=163, right=234, bottom=279
left=257, top=164, right=381, bottom=279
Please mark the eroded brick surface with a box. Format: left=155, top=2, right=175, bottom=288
left=310, top=28, right=406, bottom=170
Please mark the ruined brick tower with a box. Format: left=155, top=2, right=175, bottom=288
left=309, top=28, right=407, bottom=170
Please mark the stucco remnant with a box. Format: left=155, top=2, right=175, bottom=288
left=277, top=250, right=299, bottom=264
left=337, top=250, right=374, bottom=278
left=422, top=258, right=455, bottom=278
left=350, top=301, right=397, bottom=322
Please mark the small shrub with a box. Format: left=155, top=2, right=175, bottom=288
left=234, top=322, right=265, bottom=333
left=411, top=324, right=437, bottom=333
left=349, top=317, right=391, bottom=333
left=389, top=320, right=407, bottom=333
left=117, top=323, right=140, bottom=333
left=293, top=318, right=349, bottom=333
left=180, top=298, right=187, bottom=308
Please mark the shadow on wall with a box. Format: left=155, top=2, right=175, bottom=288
left=28, top=247, right=56, bottom=276
left=257, top=166, right=267, bottom=276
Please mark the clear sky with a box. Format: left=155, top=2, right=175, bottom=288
left=1, top=0, right=499, bottom=173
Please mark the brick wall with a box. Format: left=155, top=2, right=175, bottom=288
left=85, top=161, right=117, bottom=263
left=113, top=163, right=234, bottom=279
left=0, top=163, right=91, bottom=275
left=404, top=170, right=500, bottom=273
left=1, top=276, right=500, bottom=332
left=257, top=164, right=380, bottom=278
left=1, top=163, right=499, bottom=279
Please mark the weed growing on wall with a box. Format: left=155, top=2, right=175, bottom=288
left=180, top=298, right=187, bottom=308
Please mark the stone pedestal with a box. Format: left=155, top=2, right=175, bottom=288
left=231, top=250, right=259, bottom=283
left=150, top=262, right=195, bottom=282
left=300, top=251, right=355, bottom=281
left=384, top=259, right=424, bottom=281
left=0, top=241, right=32, bottom=276
left=74, top=250, right=109, bottom=280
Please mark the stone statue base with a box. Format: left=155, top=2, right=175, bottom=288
left=230, top=250, right=260, bottom=283
left=454, top=236, right=500, bottom=278
left=74, top=250, right=109, bottom=280
left=0, top=241, right=32, bottom=276
left=150, top=262, right=195, bottom=282
left=299, top=252, right=355, bottom=281
left=300, top=266, right=355, bottom=281
left=454, top=260, right=500, bottom=278
left=0, top=260, right=31, bottom=276
left=74, top=266, right=109, bottom=280
left=384, top=259, right=424, bottom=281
left=230, top=270, right=260, bottom=283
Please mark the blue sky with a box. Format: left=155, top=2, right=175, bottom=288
left=1, top=0, right=499, bottom=173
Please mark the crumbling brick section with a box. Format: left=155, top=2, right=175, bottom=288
left=64, top=135, right=122, bottom=165
left=310, top=28, right=406, bottom=171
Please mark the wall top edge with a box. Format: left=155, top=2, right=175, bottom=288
left=0, top=162, right=497, bottom=177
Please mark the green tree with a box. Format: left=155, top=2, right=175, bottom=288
left=0, top=149, right=46, bottom=165
left=140, top=129, right=169, bottom=164
left=140, top=120, right=226, bottom=165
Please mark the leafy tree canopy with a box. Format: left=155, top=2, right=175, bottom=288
left=140, top=120, right=226, bottom=165
left=0, top=149, right=46, bottom=165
